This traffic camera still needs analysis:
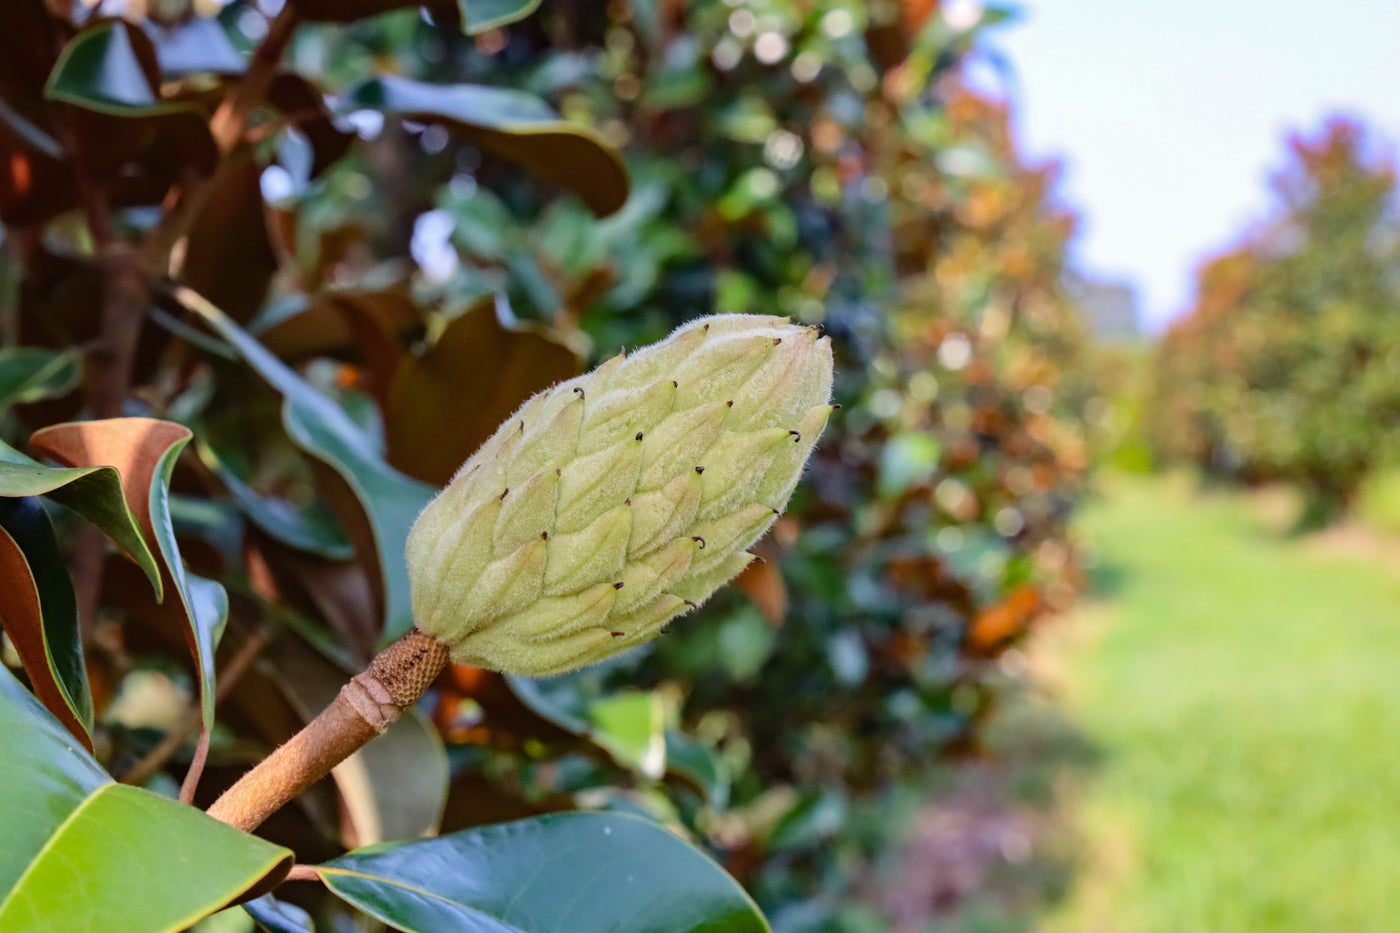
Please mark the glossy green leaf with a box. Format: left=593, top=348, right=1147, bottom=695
left=0, top=439, right=163, bottom=597
left=0, top=665, right=292, bottom=933
left=317, top=811, right=769, bottom=933
left=0, top=783, right=291, bottom=932
left=0, top=497, right=91, bottom=748
left=457, top=0, right=542, bottom=33
left=0, top=662, right=108, bottom=897
left=45, top=20, right=180, bottom=116
left=337, top=75, right=629, bottom=217
left=178, top=287, right=435, bottom=643
left=0, top=348, right=81, bottom=410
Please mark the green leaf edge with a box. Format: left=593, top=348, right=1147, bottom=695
left=43, top=20, right=186, bottom=117
left=0, top=440, right=165, bottom=600
left=316, top=810, right=771, bottom=933
left=457, top=0, right=544, bottom=35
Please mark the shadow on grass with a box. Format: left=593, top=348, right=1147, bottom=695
left=871, top=686, right=1105, bottom=933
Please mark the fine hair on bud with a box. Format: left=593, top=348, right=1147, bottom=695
left=406, top=314, right=834, bottom=676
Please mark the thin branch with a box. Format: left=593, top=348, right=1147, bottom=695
left=210, top=5, right=302, bottom=154
left=142, top=4, right=303, bottom=274
left=206, top=629, right=450, bottom=833
left=120, top=627, right=272, bottom=789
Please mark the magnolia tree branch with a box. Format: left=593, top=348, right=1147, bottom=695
left=205, top=629, right=450, bottom=833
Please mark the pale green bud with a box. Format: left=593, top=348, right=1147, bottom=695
left=405, top=314, right=834, bottom=676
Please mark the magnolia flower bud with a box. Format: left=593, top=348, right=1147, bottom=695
left=405, top=314, right=834, bottom=676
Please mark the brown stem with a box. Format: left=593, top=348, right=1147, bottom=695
left=143, top=4, right=302, bottom=274
left=284, top=865, right=322, bottom=883
left=209, top=5, right=301, bottom=154
left=121, top=627, right=272, bottom=789
left=206, top=629, right=450, bottom=833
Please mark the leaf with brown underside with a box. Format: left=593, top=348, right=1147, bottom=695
left=0, top=498, right=90, bottom=749
left=29, top=418, right=228, bottom=759
left=30, top=418, right=191, bottom=550
left=385, top=302, right=580, bottom=486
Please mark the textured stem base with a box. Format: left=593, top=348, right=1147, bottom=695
left=206, top=629, right=449, bottom=833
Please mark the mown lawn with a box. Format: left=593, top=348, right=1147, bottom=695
left=1044, top=474, right=1400, bottom=931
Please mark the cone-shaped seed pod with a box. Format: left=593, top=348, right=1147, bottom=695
left=406, top=314, right=834, bottom=676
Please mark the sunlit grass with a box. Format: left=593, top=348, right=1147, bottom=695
left=1044, top=474, right=1400, bottom=932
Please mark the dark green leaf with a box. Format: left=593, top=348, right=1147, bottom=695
left=0, top=665, right=293, bottom=932
left=0, top=497, right=90, bottom=748
left=338, top=75, right=629, bottom=217
left=178, top=287, right=435, bottom=643
left=0, top=783, right=290, bottom=932
left=45, top=20, right=180, bottom=116
left=318, top=811, right=769, bottom=933
left=457, top=0, right=542, bottom=34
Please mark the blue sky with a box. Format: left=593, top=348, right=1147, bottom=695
left=988, top=0, right=1400, bottom=330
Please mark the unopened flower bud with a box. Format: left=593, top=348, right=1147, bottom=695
left=406, top=314, right=834, bottom=676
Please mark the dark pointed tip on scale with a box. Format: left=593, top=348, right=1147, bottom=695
left=773, top=337, right=783, bottom=345
left=613, top=581, right=625, bottom=590
left=789, top=430, right=801, bottom=442
left=611, top=631, right=624, bottom=638
left=541, top=531, right=548, bottom=540
left=624, top=498, right=631, bottom=506
left=683, top=600, right=698, bottom=609
left=693, top=536, right=706, bottom=549
left=635, top=431, right=644, bottom=441
left=832, top=403, right=842, bottom=410
left=498, top=488, right=509, bottom=500
left=573, top=386, right=585, bottom=397
left=695, top=465, right=705, bottom=475
left=726, top=400, right=734, bottom=407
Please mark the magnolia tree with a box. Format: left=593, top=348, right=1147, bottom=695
left=0, top=1, right=824, bottom=930
left=1, top=0, right=1093, bottom=930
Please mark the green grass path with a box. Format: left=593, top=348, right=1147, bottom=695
left=1045, top=476, right=1400, bottom=931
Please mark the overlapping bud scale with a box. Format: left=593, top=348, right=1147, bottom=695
left=405, top=314, right=834, bottom=675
